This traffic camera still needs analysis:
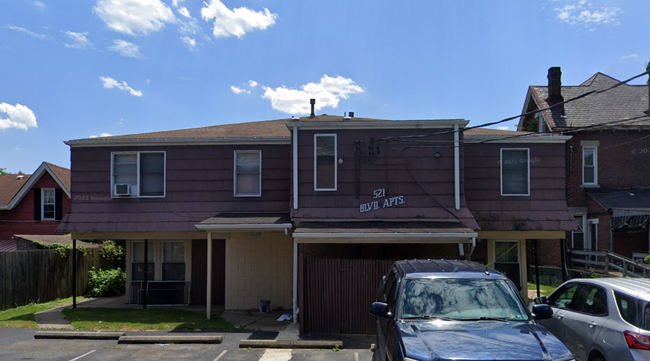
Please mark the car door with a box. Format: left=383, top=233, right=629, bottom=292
left=542, top=282, right=581, bottom=342
left=561, top=284, right=609, bottom=361
left=377, top=268, right=398, bottom=360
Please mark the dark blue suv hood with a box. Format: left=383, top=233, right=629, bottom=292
left=398, top=320, right=573, bottom=361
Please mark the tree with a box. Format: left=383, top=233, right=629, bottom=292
left=0, top=168, right=6, bottom=176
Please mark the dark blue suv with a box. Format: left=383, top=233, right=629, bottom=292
left=370, top=260, right=575, bottom=361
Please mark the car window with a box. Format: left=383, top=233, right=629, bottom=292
left=397, top=278, right=529, bottom=321
left=615, top=291, right=644, bottom=329
left=386, top=273, right=398, bottom=312
left=549, top=283, right=579, bottom=309
left=581, top=285, right=608, bottom=316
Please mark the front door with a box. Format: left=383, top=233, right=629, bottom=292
left=190, top=239, right=225, bottom=305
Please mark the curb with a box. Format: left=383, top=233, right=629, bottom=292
left=34, top=331, right=125, bottom=340
left=118, top=335, right=224, bottom=344
left=239, top=339, right=343, bottom=349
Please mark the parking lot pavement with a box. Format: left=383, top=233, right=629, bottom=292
left=0, top=328, right=374, bottom=361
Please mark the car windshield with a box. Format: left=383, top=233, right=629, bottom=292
left=398, top=277, right=530, bottom=322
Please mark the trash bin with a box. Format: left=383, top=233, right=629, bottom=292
left=260, top=300, right=271, bottom=313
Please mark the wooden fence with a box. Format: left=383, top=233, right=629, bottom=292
left=0, top=249, right=114, bottom=311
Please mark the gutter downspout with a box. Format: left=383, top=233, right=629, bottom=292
left=293, top=126, right=298, bottom=210
left=293, top=240, right=298, bottom=323
left=454, top=124, right=460, bottom=210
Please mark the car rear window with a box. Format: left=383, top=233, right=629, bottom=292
left=614, top=291, right=650, bottom=331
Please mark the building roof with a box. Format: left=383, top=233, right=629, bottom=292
left=0, top=239, right=18, bottom=252
left=293, top=222, right=477, bottom=243
left=527, top=72, right=650, bottom=130
left=587, top=188, right=650, bottom=213
left=196, top=213, right=292, bottom=231
left=13, top=234, right=100, bottom=248
left=464, top=127, right=571, bottom=143
left=0, top=162, right=70, bottom=209
left=65, top=119, right=293, bottom=147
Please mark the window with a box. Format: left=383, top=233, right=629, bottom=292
left=234, top=150, right=261, bottom=197
left=41, top=188, right=55, bottom=220
left=572, top=215, right=585, bottom=250
left=163, top=241, right=185, bottom=281
left=567, top=284, right=608, bottom=316
left=582, top=146, right=598, bottom=186
left=494, top=241, right=521, bottom=289
left=132, top=241, right=155, bottom=281
left=549, top=283, right=579, bottom=309
left=112, top=152, right=165, bottom=197
left=501, top=149, right=529, bottom=196
left=314, top=134, right=337, bottom=191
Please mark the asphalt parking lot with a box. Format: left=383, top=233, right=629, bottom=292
left=0, top=329, right=374, bottom=361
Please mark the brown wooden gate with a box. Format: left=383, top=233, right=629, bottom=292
left=191, top=239, right=226, bottom=305
left=303, top=258, right=395, bottom=334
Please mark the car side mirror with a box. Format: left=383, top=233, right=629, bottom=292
left=532, top=304, right=553, bottom=320
left=533, top=296, right=547, bottom=305
left=370, top=302, right=391, bottom=318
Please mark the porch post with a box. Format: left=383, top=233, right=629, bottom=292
left=534, top=239, right=540, bottom=298
left=206, top=232, right=213, bottom=320
left=72, top=238, right=77, bottom=309
left=143, top=239, right=148, bottom=310
left=293, top=239, right=298, bottom=323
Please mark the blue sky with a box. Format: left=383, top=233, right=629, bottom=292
left=1, top=0, right=648, bottom=173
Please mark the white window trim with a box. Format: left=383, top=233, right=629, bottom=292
left=491, top=240, right=522, bottom=287
left=587, top=219, right=599, bottom=251
left=314, top=133, right=337, bottom=191
left=111, top=151, right=166, bottom=198
left=571, top=213, right=587, bottom=249
left=41, top=188, right=55, bottom=221
left=233, top=150, right=262, bottom=197
left=162, top=241, right=186, bottom=281
left=582, top=146, right=598, bottom=186
left=500, top=148, right=530, bottom=196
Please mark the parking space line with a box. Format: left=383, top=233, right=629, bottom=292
left=213, top=350, right=227, bottom=361
left=69, top=350, right=96, bottom=361
left=259, top=349, right=291, bottom=361
left=355, top=352, right=359, bottom=361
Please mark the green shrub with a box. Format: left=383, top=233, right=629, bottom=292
left=87, top=267, right=126, bottom=297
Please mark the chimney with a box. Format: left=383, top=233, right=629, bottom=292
left=349, top=111, right=354, bottom=118
left=547, top=67, right=564, bottom=113
left=310, top=99, right=315, bottom=118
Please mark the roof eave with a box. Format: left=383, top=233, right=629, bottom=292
left=464, top=135, right=572, bottom=144
left=65, top=137, right=291, bottom=147
left=285, top=119, right=469, bottom=130
left=194, top=223, right=293, bottom=232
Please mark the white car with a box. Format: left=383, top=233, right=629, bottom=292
left=534, top=278, right=650, bottom=361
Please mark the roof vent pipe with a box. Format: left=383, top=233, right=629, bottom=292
left=547, top=67, right=564, bottom=114
left=310, top=99, right=315, bottom=118
left=349, top=111, right=354, bottom=118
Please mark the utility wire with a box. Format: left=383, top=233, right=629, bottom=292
left=376, top=69, right=650, bottom=142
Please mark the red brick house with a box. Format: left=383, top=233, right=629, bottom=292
left=0, top=162, right=71, bottom=251
left=58, top=105, right=576, bottom=333
left=518, top=67, right=650, bottom=264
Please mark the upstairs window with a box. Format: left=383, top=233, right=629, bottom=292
left=501, top=148, right=530, bottom=196
left=582, top=146, right=598, bottom=186
left=112, top=152, right=165, bottom=197
left=234, top=150, right=261, bottom=197
left=41, top=188, right=55, bottom=220
left=314, top=134, right=337, bottom=191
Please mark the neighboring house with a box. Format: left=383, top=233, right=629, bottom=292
left=518, top=67, right=650, bottom=264
left=0, top=162, right=71, bottom=251
left=58, top=104, right=576, bottom=334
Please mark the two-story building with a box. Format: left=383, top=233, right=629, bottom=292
left=518, top=67, right=650, bottom=265
left=58, top=103, right=576, bottom=334
left=0, top=162, right=71, bottom=251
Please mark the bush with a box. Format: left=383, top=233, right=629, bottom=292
left=87, top=267, right=126, bottom=297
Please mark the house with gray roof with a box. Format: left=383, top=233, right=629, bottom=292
left=518, top=66, right=650, bottom=265
left=58, top=103, right=577, bottom=334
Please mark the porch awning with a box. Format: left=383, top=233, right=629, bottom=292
left=587, top=189, right=650, bottom=233
left=195, top=213, right=292, bottom=232
left=293, top=221, right=477, bottom=244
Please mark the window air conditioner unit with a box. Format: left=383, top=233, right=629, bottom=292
left=114, top=184, right=131, bottom=196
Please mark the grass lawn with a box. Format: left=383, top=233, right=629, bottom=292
left=62, top=308, right=236, bottom=332
left=528, top=283, right=557, bottom=297
left=0, top=297, right=78, bottom=329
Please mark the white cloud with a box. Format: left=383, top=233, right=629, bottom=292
left=4, top=25, right=47, bottom=39
left=231, top=86, right=250, bottom=94
left=0, top=103, right=38, bottom=131
left=64, top=31, right=92, bottom=49
left=621, top=54, right=638, bottom=60
left=117, top=119, right=124, bottom=125
left=262, top=75, right=364, bottom=115
left=248, top=80, right=258, bottom=88
left=99, top=76, right=143, bottom=97
left=90, top=133, right=112, bottom=138
left=94, top=0, right=176, bottom=36
left=554, top=1, right=620, bottom=29
left=178, top=7, right=191, bottom=18
left=497, top=126, right=510, bottom=131
left=34, top=1, right=45, bottom=9
left=201, top=0, right=277, bottom=39
left=108, top=39, right=142, bottom=58
left=181, top=36, right=196, bottom=51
